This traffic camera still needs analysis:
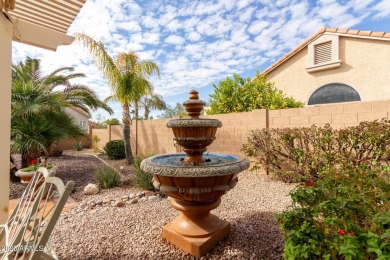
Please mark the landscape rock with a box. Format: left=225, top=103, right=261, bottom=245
left=103, top=199, right=111, bottom=204
left=139, top=197, right=147, bottom=202
left=148, top=196, right=159, bottom=201
left=96, top=200, right=103, bottom=206
left=114, top=200, right=125, bottom=207
left=129, top=193, right=136, bottom=199
left=89, top=201, right=96, bottom=208
left=129, top=198, right=138, bottom=204
left=121, top=195, right=129, bottom=201
left=83, top=184, right=99, bottom=195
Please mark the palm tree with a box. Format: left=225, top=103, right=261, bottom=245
left=12, top=57, right=113, bottom=116
left=139, top=93, right=167, bottom=120
left=11, top=58, right=113, bottom=167
left=11, top=80, right=86, bottom=167
left=76, top=34, right=160, bottom=163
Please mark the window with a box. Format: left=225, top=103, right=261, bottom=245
left=314, top=41, right=332, bottom=65
left=307, top=34, right=341, bottom=72
left=79, top=120, right=87, bottom=129
left=308, top=83, right=360, bottom=105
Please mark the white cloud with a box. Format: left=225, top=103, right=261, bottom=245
left=188, top=31, right=202, bottom=41
left=10, top=0, right=390, bottom=120
left=165, top=35, right=185, bottom=45
left=373, top=0, right=390, bottom=18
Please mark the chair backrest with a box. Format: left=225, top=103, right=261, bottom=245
left=1, top=167, right=74, bottom=259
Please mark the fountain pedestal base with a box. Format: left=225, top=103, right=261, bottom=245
left=163, top=198, right=231, bottom=257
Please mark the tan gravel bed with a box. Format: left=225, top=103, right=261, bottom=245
left=51, top=171, right=295, bottom=259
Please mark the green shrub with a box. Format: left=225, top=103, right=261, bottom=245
left=73, top=141, right=83, bottom=151
left=242, top=119, right=390, bottom=182
left=104, top=140, right=125, bottom=160
left=277, top=163, right=390, bottom=259
left=133, top=152, right=155, bottom=191
left=91, top=135, right=101, bottom=153
left=95, top=165, right=120, bottom=189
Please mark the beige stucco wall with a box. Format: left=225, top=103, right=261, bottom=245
left=266, top=36, right=390, bottom=104
left=91, top=100, right=390, bottom=158
left=65, top=107, right=90, bottom=132
left=0, top=14, right=12, bottom=224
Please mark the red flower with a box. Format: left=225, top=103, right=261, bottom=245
left=31, top=159, right=37, bottom=165
left=306, top=180, right=313, bottom=186
left=338, top=230, right=345, bottom=236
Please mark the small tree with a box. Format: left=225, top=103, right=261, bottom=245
left=208, top=73, right=303, bottom=114
left=158, top=103, right=187, bottom=118
left=103, top=118, right=121, bottom=126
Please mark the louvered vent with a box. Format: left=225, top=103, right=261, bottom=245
left=314, top=41, right=332, bottom=65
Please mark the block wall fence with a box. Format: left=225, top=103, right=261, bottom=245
left=91, top=100, right=390, bottom=157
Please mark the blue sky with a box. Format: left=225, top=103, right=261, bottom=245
left=12, top=0, right=390, bottom=122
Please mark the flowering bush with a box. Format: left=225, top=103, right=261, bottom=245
left=277, top=162, right=390, bottom=259
left=242, top=119, right=390, bottom=182
left=22, top=159, right=54, bottom=172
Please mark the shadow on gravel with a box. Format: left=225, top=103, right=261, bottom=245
left=206, top=211, right=284, bottom=260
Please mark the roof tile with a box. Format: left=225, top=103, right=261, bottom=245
left=346, top=30, right=359, bottom=35
left=336, top=28, right=348, bottom=33
left=358, top=30, right=372, bottom=36
left=370, top=31, right=385, bottom=37
left=326, top=28, right=338, bottom=33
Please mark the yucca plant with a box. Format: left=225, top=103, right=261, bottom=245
left=133, top=152, right=155, bottom=191
left=95, top=166, right=121, bottom=189
left=73, top=141, right=83, bottom=151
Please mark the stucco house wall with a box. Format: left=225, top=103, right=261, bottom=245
left=264, top=29, right=390, bottom=105
left=65, top=107, right=90, bottom=132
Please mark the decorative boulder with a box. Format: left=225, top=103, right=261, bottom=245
left=84, top=183, right=99, bottom=195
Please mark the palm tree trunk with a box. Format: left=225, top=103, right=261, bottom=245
left=144, top=108, right=150, bottom=120
left=135, top=101, right=139, bottom=155
left=122, top=102, right=134, bottom=164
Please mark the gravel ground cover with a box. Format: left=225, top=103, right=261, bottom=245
left=10, top=151, right=295, bottom=259
left=51, top=170, right=295, bottom=259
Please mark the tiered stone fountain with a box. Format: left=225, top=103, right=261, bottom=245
left=141, top=90, right=249, bottom=257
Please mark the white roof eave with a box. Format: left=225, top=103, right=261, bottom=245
left=11, top=17, right=74, bottom=51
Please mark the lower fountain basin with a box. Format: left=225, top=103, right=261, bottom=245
left=140, top=153, right=249, bottom=177
left=141, top=153, right=250, bottom=202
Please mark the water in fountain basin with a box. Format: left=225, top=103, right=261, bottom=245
left=151, top=153, right=238, bottom=167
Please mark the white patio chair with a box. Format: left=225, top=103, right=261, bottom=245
left=0, top=167, right=74, bottom=259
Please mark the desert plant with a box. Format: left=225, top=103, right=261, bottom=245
left=208, top=73, right=303, bottom=115
left=277, top=162, right=390, bottom=259
left=76, top=34, right=160, bottom=164
left=104, top=140, right=126, bottom=160
left=95, top=166, right=121, bottom=189
left=73, top=141, right=83, bottom=151
left=133, top=152, right=155, bottom=191
left=91, top=135, right=101, bottom=153
left=242, top=119, right=390, bottom=182
left=11, top=57, right=112, bottom=167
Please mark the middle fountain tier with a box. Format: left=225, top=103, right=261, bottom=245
left=140, top=89, right=249, bottom=258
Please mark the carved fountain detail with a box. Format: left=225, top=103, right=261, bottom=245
left=141, top=90, right=249, bottom=257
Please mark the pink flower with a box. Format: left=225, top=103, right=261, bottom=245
left=338, top=230, right=345, bottom=236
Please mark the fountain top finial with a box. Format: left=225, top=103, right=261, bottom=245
left=189, top=90, right=199, bottom=100
left=183, top=89, right=206, bottom=119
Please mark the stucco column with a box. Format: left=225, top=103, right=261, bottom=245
left=0, top=13, right=12, bottom=224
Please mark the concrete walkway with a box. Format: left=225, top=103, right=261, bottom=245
left=8, top=196, right=78, bottom=217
